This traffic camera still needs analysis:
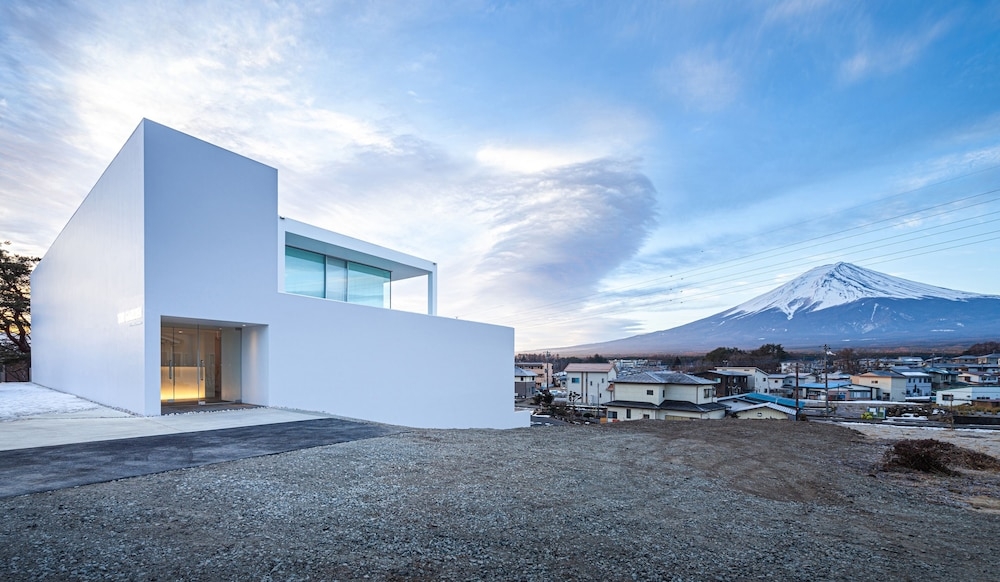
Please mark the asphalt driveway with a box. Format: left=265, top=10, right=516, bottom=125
left=0, top=417, right=397, bottom=498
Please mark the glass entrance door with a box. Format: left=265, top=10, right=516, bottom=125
left=161, top=323, right=241, bottom=403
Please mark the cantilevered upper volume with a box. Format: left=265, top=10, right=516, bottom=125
left=31, top=119, right=528, bottom=429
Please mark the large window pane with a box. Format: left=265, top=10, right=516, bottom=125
left=325, top=257, right=347, bottom=301
left=347, top=262, right=390, bottom=308
left=284, top=247, right=325, bottom=297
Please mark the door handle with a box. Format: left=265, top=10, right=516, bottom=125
left=199, top=360, right=205, bottom=381
left=168, top=360, right=173, bottom=380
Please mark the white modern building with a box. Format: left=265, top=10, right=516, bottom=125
left=31, top=119, right=528, bottom=429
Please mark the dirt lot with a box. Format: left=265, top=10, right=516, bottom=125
left=2, top=420, right=999, bottom=581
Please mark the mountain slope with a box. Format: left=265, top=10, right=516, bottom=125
left=554, top=263, right=1000, bottom=356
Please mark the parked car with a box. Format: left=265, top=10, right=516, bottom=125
left=887, top=413, right=928, bottom=421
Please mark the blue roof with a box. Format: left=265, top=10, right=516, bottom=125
left=743, top=392, right=806, bottom=409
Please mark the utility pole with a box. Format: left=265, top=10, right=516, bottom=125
left=794, top=362, right=800, bottom=421
left=823, top=344, right=831, bottom=416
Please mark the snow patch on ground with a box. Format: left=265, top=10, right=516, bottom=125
left=0, top=383, right=102, bottom=421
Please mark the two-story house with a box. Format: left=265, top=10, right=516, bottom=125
left=564, top=363, right=616, bottom=406
left=891, top=367, right=933, bottom=398
left=605, top=371, right=726, bottom=421
left=514, top=366, right=537, bottom=398
left=852, top=371, right=908, bottom=401
left=517, top=362, right=553, bottom=389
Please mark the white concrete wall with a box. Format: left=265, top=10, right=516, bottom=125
left=31, top=123, right=148, bottom=413
left=265, top=292, right=525, bottom=428
left=140, top=120, right=277, bottom=414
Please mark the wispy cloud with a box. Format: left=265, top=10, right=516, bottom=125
left=839, top=18, right=952, bottom=83
left=660, top=51, right=741, bottom=111
left=763, top=0, right=833, bottom=24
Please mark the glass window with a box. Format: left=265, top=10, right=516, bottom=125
left=347, top=262, right=390, bottom=308
left=325, top=257, right=347, bottom=301
left=285, top=247, right=325, bottom=298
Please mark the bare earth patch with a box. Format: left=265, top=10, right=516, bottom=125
left=3, top=420, right=1000, bottom=581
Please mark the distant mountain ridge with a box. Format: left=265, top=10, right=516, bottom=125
left=553, top=263, right=1000, bottom=356
left=724, top=262, right=986, bottom=319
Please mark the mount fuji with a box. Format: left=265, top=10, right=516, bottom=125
left=555, top=263, right=1000, bottom=356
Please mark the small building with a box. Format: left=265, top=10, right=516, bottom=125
left=958, top=372, right=999, bottom=385
left=891, top=367, right=932, bottom=397
left=514, top=366, right=537, bottom=398
left=517, top=362, right=553, bottom=389
left=852, top=371, right=909, bottom=401
left=713, top=366, right=770, bottom=393
left=694, top=370, right=749, bottom=397
left=924, top=367, right=959, bottom=391
left=732, top=402, right=797, bottom=420
left=564, top=363, right=617, bottom=406
left=936, top=386, right=1000, bottom=407
left=605, top=371, right=726, bottom=421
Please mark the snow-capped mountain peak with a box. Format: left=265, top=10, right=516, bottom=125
left=725, top=262, right=990, bottom=320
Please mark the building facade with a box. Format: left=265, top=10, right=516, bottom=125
left=605, top=371, right=726, bottom=421
left=31, top=120, right=528, bottom=429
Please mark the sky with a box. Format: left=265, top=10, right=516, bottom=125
left=2, top=0, right=1000, bottom=352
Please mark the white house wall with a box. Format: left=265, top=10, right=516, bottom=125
left=266, top=293, right=523, bottom=428
left=31, top=123, right=148, bottom=413
left=140, top=120, right=278, bottom=415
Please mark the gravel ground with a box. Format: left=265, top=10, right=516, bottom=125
left=2, top=420, right=999, bottom=581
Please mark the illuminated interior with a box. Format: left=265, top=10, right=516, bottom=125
left=160, top=322, right=242, bottom=403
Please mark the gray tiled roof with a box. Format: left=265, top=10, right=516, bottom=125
left=604, top=399, right=728, bottom=413
left=615, top=371, right=716, bottom=385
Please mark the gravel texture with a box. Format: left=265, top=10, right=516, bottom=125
left=2, top=420, right=999, bottom=581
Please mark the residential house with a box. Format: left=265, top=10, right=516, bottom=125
left=977, top=353, right=1000, bottom=367
left=514, top=366, right=536, bottom=398
left=852, top=371, right=908, bottom=401
left=31, top=120, right=528, bottom=429
left=605, top=371, right=726, bottom=421
left=713, top=366, right=770, bottom=393
left=694, top=370, right=749, bottom=397
left=891, top=367, right=933, bottom=398
left=958, top=372, right=1000, bottom=385
left=564, top=363, right=616, bottom=406
left=936, top=386, right=1000, bottom=407
left=717, top=395, right=797, bottom=419
left=733, top=403, right=797, bottom=420
left=923, top=367, right=959, bottom=391
left=517, top=362, right=553, bottom=389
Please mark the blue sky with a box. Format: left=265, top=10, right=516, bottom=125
left=2, top=0, right=999, bottom=351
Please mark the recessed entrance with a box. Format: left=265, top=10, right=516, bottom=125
left=160, top=322, right=242, bottom=411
